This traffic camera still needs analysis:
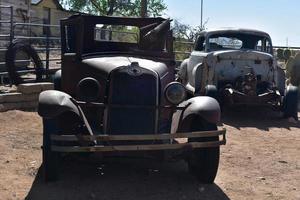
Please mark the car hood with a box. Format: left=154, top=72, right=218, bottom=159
left=209, top=50, right=273, bottom=61
left=82, top=56, right=169, bottom=79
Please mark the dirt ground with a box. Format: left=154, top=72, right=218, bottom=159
left=0, top=109, right=299, bottom=200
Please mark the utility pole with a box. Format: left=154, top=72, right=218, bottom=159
left=141, top=0, right=147, bottom=18
left=200, top=0, right=203, bottom=30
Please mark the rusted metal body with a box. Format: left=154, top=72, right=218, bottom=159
left=38, top=14, right=226, bottom=182
left=44, top=97, right=226, bottom=153
left=178, top=28, right=288, bottom=109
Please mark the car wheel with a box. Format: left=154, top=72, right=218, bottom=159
left=283, top=85, right=298, bottom=120
left=42, top=118, right=60, bottom=182
left=205, top=84, right=224, bottom=109
left=205, top=85, right=221, bottom=101
left=187, top=118, right=220, bottom=184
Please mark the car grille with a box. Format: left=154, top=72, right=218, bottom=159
left=105, top=66, right=158, bottom=135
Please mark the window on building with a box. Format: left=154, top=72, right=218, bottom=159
left=43, top=7, right=51, bottom=35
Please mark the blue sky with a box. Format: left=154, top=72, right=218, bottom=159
left=164, top=0, right=300, bottom=46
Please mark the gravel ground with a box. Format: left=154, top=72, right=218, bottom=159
left=0, top=109, right=299, bottom=200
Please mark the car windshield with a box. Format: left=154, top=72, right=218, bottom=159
left=61, top=15, right=173, bottom=58
left=94, top=24, right=139, bottom=44
left=207, top=32, right=272, bottom=54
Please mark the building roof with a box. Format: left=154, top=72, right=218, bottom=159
left=31, top=0, right=65, bottom=11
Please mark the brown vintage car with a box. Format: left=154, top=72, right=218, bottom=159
left=37, top=14, right=226, bottom=183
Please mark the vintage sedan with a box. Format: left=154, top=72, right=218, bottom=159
left=178, top=28, right=298, bottom=119
left=38, top=14, right=226, bottom=183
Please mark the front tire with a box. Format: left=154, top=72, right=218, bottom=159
left=42, top=118, right=60, bottom=182
left=187, top=118, right=220, bottom=184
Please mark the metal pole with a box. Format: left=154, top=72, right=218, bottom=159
left=46, top=28, right=50, bottom=78
left=141, top=0, right=147, bottom=18
left=9, top=6, right=14, bottom=44
left=200, top=0, right=203, bottom=30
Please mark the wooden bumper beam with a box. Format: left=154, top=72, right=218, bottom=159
left=50, top=129, right=226, bottom=153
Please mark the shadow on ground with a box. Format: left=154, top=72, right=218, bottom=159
left=25, top=157, right=230, bottom=200
left=221, top=107, right=300, bottom=130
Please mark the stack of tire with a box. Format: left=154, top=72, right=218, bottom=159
left=284, top=52, right=300, bottom=119
left=277, top=48, right=292, bottom=61
left=5, top=40, right=44, bottom=85
left=286, top=53, right=300, bottom=86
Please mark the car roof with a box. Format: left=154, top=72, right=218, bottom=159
left=200, top=28, right=271, bottom=38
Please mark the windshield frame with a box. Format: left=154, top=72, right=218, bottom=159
left=61, top=14, right=174, bottom=60
left=204, top=31, right=273, bottom=55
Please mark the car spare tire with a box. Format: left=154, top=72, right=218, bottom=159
left=5, top=40, right=44, bottom=85
left=283, top=85, right=298, bottom=120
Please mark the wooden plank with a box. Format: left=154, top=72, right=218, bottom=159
left=50, top=129, right=226, bottom=142
left=51, top=141, right=226, bottom=153
left=0, top=92, right=39, bottom=103
left=0, top=92, right=22, bottom=103
left=0, top=101, right=38, bottom=112
left=17, top=82, right=54, bottom=94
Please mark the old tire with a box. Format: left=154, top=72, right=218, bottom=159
left=205, top=85, right=223, bottom=107
left=187, top=118, right=220, bottom=184
left=205, top=85, right=219, bottom=100
left=42, top=118, right=60, bottom=182
left=283, top=85, right=298, bottom=120
left=5, top=40, right=43, bottom=85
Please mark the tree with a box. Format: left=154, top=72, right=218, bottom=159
left=59, top=0, right=167, bottom=17
left=172, top=19, right=208, bottom=42
left=172, top=19, right=208, bottom=61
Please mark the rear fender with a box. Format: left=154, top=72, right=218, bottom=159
left=38, top=90, right=80, bottom=119
left=171, top=96, right=220, bottom=133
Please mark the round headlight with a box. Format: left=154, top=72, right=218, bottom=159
left=164, top=82, right=186, bottom=105
left=76, top=77, right=101, bottom=102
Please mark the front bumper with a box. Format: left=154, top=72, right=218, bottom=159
left=223, top=88, right=281, bottom=107
left=50, top=129, right=226, bottom=153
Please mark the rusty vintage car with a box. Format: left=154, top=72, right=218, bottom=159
left=37, top=14, right=226, bottom=183
left=178, top=28, right=298, bottom=119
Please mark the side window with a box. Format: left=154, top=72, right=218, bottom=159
left=195, top=36, right=205, bottom=51
left=255, top=39, right=272, bottom=53
left=255, top=40, right=262, bottom=51
left=266, top=39, right=272, bottom=53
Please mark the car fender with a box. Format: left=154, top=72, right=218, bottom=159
left=192, top=63, right=204, bottom=94
left=38, top=90, right=80, bottom=119
left=177, top=58, right=189, bottom=84
left=171, top=96, right=221, bottom=133
left=53, top=70, right=62, bottom=90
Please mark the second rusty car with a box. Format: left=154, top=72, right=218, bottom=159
left=38, top=14, right=226, bottom=183
left=178, top=28, right=298, bottom=119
